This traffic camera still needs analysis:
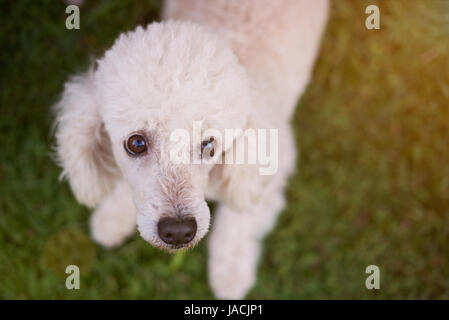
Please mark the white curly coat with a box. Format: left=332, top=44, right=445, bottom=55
left=54, top=0, right=329, bottom=299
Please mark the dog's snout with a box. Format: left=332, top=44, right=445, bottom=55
left=157, top=217, right=197, bottom=245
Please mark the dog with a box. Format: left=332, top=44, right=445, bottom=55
left=54, top=0, right=329, bottom=299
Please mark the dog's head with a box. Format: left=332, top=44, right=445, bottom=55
left=54, top=21, right=252, bottom=251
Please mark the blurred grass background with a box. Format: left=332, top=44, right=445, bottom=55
left=2, top=0, right=449, bottom=299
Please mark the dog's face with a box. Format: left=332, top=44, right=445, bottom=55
left=74, top=22, right=252, bottom=251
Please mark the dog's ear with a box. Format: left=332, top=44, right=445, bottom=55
left=54, top=70, right=119, bottom=208
left=209, top=117, right=270, bottom=212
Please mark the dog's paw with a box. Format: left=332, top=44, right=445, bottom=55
left=208, top=241, right=259, bottom=299
left=90, top=205, right=136, bottom=248
left=210, top=266, right=256, bottom=300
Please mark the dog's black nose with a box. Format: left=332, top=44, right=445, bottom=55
left=157, top=217, right=197, bottom=245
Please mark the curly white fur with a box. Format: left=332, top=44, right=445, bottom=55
left=54, top=0, right=329, bottom=299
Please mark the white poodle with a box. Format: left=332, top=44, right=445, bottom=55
left=54, top=0, right=329, bottom=299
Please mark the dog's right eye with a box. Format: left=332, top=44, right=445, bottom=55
left=125, top=134, right=148, bottom=156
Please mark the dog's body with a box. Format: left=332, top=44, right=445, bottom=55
left=55, top=0, right=328, bottom=299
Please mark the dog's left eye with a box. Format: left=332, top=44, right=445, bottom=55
left=201, top=137, right=215, bottom=159
left=125, top=134, right=148, bottom=156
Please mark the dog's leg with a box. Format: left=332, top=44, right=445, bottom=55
left=90, top=180, right=136, bottom=248
left=208, top=192, right=285, bottom=299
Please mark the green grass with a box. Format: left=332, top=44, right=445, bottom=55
left=2, top=0, right=449, bottom=299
